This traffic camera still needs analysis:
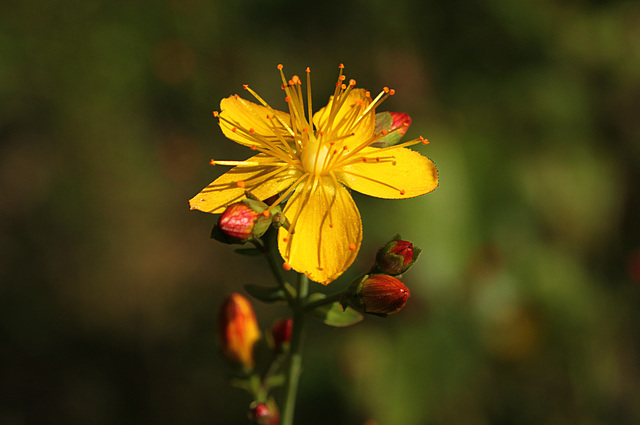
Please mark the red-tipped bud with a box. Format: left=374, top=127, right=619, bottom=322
left=212, top=199, right=272, bottom=244
left=372, top=234, right=421, bottom=275
left=371, top=112, right=413, bottom=147
left=388, top=112, right=412, bottom=137
left=249, top=399, right=280, bottom=425
left=353, top=274, right=410, bottom=316
left=218, top=293, right=261, bottom=369
left=270, top=318, right=292, bottom=352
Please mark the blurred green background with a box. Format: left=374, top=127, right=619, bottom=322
left=2, top=0, right=640, bottom=424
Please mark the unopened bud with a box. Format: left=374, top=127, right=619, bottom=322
left=218, top=293, right=261, bottom=369
left=373, top=234, right=421, bottom=275
left=270, top=318, right=292, bottom=352
left=212, top=199, right=272, bottom=244
left=352, top=274, right=410, bottom=316
left=388, top=112, right=412, bottom=137
left=249, top=399, right=280, bottom=425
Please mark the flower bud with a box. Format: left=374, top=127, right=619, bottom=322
left=352, top=274, right=410, bottom=316
left=373, top=234, right=421, bottom=275
left=249, top=399, right=280, bottom=425
left=270, top=318, right=292, bottom=352
left=388, top=112, right=412, bottom=137
left=212, top=199, right=272, bottom=244
left=218, top=293, right=261, bottom=369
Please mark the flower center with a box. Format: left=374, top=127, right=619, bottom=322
left=300, top=138, right=331, bottom=175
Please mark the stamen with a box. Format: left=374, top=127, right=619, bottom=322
left=283, top=262, right=292, bottom=271
left=349, top=243, right=356, bottom=251
left=236, top=180, right=246, bottom=188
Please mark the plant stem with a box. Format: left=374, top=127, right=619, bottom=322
left=303, top=291, right=343, bottom=312
left=280, top=273, right=309, bottom=425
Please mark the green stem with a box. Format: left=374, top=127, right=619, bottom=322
left=303, top=291, right=343, bottom=312
left=280, top=273, right=309, bottom=425
left=253, top=236, right=295, bottom=303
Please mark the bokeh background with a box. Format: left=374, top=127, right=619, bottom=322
left=2, top=0, right=640, bottom=424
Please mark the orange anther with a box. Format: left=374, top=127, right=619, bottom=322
left=250, top=145, right=257, bottom=150
left=209, top=159, right=216, bottom=165
left=236, top=180, right=246, bottom=188
left=285, top=96, right=292, bottom=102
left=292, top=75, right=301, bottom=84
left=341, top=84, right=346, bottom=90
left=243, top=84, right=248, bottom=89
left=262, top=210, right=271, bottom=218
left=212, top=111, right=219, bottom=117
left=382, top=129, right=388, bottom=135
left=365, top=91, right=371, bottom=98
left=339, top=63, right=345, bottom=69
left=383, top=87, right=389, bottom=93
left=277, top=64, right=283, bottom=70
left=389, top=89, right=396, bottom=95
left=376, top=157, right=380, bottom=162
left=283, top=262, right=292, bottom=271
left=283, top=237, right=288, bottom=242
left=348, top=243, right=356, bottom=251
left=339, top=75, right=346, bottom=81
left=249, top=128, right=255, bottom=133
left=349, top=79, right=356, bottom=86
left=329, top=223, right=334, bottom=228
left=231, top=127, right=237, bottom=132
left=305, top=67, right=310, bottom=72
left=400, top=189, right=406, bottom=195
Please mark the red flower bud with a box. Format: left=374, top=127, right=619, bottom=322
left=373, top=234, right=421, bottom=275
left=270, top=318, right=292, bottom=351
left=218, top=293, right=261, bottom=369
left=355, top=274, right=410, bottom=315
left=388, top=112, right=412, bottom=137
left=212, top=199, right=272, bottom=244
left=249, top=399, right=280, bottom=425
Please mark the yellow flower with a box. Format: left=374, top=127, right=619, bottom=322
left=190, top=64, right=438, bottom=284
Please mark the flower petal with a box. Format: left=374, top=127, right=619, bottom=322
left=278, top=176, right=362, bottom=285
left=219, top=96, right=292, bottom=148
left=312, top=88, right=375, bottom=146
left=189, top=154, right=301, bottom=213
left=339, top=147, right=438, bottom=199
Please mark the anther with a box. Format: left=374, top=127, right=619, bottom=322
left=292, top=75, right=301, bottom=85
left=243, top=84, right=248, bottom=89
left=381, top=129, right=388, bottom=135
left=236, top=180, right=246, bottom=188
left=305, top=67, right=310, bottom=73
left=400, top=189, right=406, bottom=195
left=262, top=210, right=271, bottom=218
left=212, top=111, right=219, bottom=117
left=277, top=64, right=283, bottom=70
left=365, top=91, right=371, bottom=98
left=339, top=63, right=345, bottom=69
left=209, top=159, right=216, bottom=165
left=341, top=84, right=346, bottom=90
left=348, top=243, right=356, bottom=251
left=231, top=127, right=237, bottom=132
left=329, top=224, right=334, bottom=228
left=249, top=128, right=255, bottom=133
left=285, top=96, right=292, bottom=102
left=302, top=127, right=308, bottom=132
left=250, top=145, right=257, bottom=150
left=349, top=79, right=356, bottom=86
left=383, top=87, right=390, bottom=93
left=283, top=262, right=292, bottom=271
left=389, top=89, right=396, bottom=95
left=283, top=237, right=288, bottom=242
left=339, top=75, right=346, bottom=81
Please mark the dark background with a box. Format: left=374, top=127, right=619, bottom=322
left=2, top=0, right=640, bottom=424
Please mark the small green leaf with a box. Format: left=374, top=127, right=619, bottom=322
left=371, top=131, right=403, bottom=148
left=308, top=294, right=363, bottom=327
left=244, top=284, right=286, bottom=303
left=234, top=247, right=263, bottom=256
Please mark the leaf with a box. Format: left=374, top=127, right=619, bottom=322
left=374, top=111, right=393, bottom=133
left=307, top=294, right=363, bottom=327
left=244, top=284, right=286, bottom=303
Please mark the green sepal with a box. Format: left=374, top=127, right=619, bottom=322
left=307, top=293, right=363, bottom=327
left=233, top=247, right=263, bottom=256
left=244, top=284, right=287, bottom=303
left=371, top=111, right=403, bottom=148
